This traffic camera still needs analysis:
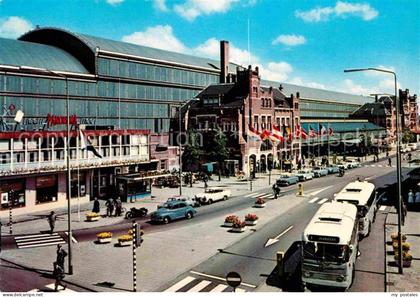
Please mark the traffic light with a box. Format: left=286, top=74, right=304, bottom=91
left=135, top=224, right=144, bottom=248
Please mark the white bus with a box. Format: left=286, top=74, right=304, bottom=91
left=334, top=181, right=377, bottom=238
left=301, top=201, right=359, bottom=290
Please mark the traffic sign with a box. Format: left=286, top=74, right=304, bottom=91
left=226, top=271, right=242, bottom=288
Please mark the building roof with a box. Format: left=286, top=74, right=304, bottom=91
left=0, top=37, right=89, bottom=74
left=196, top=83, right=236, bottom=96
left=352, top=102, right=390, bottom=117
left=301, top=120, right=385, bottom=133
left=19, top=27, right=239, bottom=74
left=261, top=80, right=374, bottom=105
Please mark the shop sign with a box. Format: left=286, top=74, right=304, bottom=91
left=1, top=192, right=8, bottom=204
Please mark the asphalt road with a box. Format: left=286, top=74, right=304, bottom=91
left=159, top=156, right=408, bottom=292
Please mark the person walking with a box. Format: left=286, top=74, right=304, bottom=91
left=272, top=184, right=280, bottom=199
left=105, top=197, right=114, bottom=217
left=56, top=244, right=67, bottom=270
left=388, top=157, right=392, bottom=167
left=115, top=197, right=122, bottom=217
left=47, top=211, right=57, bottom=234
left=402, top=201, right=407, bottom=226
left=408, top=189, right=414, bottom=204
left=53, top=262, right=66, bottom=291
left=92, top=197, right=100, bottom=214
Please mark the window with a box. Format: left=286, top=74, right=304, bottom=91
left=261, top=116, right=266, bottom=129
left=268, top=116, right=272, bottom=130
left=253, top=115, right=259, bottom=130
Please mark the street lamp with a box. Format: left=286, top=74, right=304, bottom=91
left=176, top=98, right=199, bottom=196
left=20, top=66, right=73, bottom=275
left=344, top=67, right=403, bottom=274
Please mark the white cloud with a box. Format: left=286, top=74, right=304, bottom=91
left=287, top=76, right=327, bottom=89
left=0, top=16, right=33, bottom=39
left=259, top=62, right=293, bottom=82
left=106, top=0, right=124, bottom=5
left=122, top=25, right=188, bottom=53
left=272, top=34, right=306, bottom=46
left=153, top=0, right=168, bottom=12
left=295, top=1, right=378, bottom=22
left=174, top=0, right=239, bottom=21
left=363, top=65, right=396, bottom=77
left=341, top=78, right=378, bottom=95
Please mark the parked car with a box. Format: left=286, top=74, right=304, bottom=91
left=312, top=166, right=328, bottom=177
left=276, top=174, right=300, bottom=186
left=295, top=170, right=314, bottom=181
left=195, top=188, right=232, bottom=204
left=407, top=143, right=418, bottom=151
left=337, top=163, right=348, bottom=171
left=150, top=200, right=197, bottom=224
left=166, top=196, right=200, bottom=207
left=326, top=165, right=340, bottom=174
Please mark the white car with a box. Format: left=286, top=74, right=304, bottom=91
left=195, top=188, right=232, bottom=204
left=407, top=143, right=417, bottom=151
left=295, top=170, right=314, bottom=181
left=346, top=160, right=361, bottom=168
left=166, top=196, right=200, bottom=207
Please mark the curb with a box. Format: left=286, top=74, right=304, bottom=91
left=0, top=257, right=97, bottom=292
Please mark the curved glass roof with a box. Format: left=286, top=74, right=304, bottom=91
left=0, top=37, right=89, bottom=74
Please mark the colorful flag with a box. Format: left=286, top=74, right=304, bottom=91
left=309, top=125, right=318, bottom=138
left=328, top=126, right=334, bottom=136
left=247, top=125, right=261, bottom=141
left=272, top=124, right=285, bottom=142
left=80, top=130, right=102, bottom=158
left=319, top=124, right=327, bottom=135
left=259, top=129, right=271, bottom=141
left=296, top=124, right=308, bottom=139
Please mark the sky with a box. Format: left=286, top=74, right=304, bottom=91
left=0, top=0, right=419, bottom=96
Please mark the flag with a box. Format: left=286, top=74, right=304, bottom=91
left=285, top=126, right=293, bottom=141
left=319, top=124, right=327, bottom=135
left=328, top=126, right=334, bottom=136
left=295, top=124, right=308, bottom=140
left=247, top=125, right=261, bottom=141
left=272, top=124, right=285, bottom=142
left=80, top=130, right=102, bottom=158
left=309, top=125, right=318, bottom=138
left=259, top=129, right=271, bottom=141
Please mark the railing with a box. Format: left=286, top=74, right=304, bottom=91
left=0, top=154, right=150, bottom=177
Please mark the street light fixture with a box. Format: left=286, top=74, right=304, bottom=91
left=20, top=66, right=73, bottom=275
left=344, top=67, right=403, bottom=274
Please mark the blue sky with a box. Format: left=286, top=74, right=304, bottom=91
left=0, top=0, right=419, bottom=96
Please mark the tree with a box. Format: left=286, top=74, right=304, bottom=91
left=206, top=128, right=229, bottom=181
left=182, top=129, right=202, bottom=172
left=402, top=128, right=416, bottom=144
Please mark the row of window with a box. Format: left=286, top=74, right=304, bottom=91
left=261, top=98, right=272, bottom=108
left=98, top=58, right=219, bottom=87
left=2, top=97, right=170, bottom=118
left=300, top=100, right=358, bottom=113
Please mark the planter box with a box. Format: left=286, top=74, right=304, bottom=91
left=98, top=237, right=112, bottom=244
left=245, top=220, right=258, bottom=226
left=395, top=260, right=412, bottom=268
left=254, top=203, right=266, bottom=208
left=87, top=216, right=100, bottom=222
left=231, top=227, right=246, bottom=233
left=119, top=240, right=132, bottom=247
left=224, top=222, right=234, bottom=227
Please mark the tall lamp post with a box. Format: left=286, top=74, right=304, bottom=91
left=20, top=66, right=73, bottom=275
left=344, top=67, right=403, bottom=274
left=176, top=99, right=199, bottom=196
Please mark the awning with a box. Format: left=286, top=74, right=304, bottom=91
left=301, top=121, right=385, bottom=134
left=117, top=172, right=171, bottom=181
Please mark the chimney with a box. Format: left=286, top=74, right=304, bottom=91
left=220, top=40, right=229, bottom=83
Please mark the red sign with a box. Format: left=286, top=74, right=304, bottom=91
left=47, top=114, right=78, bottom=126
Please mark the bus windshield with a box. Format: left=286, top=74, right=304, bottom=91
left=303, top=242, right=348, bottom=263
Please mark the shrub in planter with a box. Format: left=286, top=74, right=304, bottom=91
left=255, top=198, right=265, bottom=205
left=391, top=233, right=407, bottom=242
left=232, top=220, right=246, bottom=229
left=118, top=234, right=133, bottom=246
left=402, top=242, right=411, bottom=252
left=394, top=252, right=413, bottom=267
left=245, top=214, right=259, bottom=221
left=224, top=215, right=239, bottom=227
left=97, top=232, right=112, bottom=243
left=86, top=212, right=100, bottom=221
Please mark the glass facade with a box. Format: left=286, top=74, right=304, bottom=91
left=300, top=99, right=359, bottom=118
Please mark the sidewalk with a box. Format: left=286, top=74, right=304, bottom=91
left=385, top=209, right=420, bottom=292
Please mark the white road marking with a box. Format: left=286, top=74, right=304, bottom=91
left=265, top=225, right=294, bottom=247
left=309, top=197, right=319, bottom=203
left=236, top=288, right=246, bottom=292
left=44, top=283, right=75, bottom=292
left=164, top=276, right=196, bottom=292
left=308, top=186, right=333, bottom=197
left=17, top=240, right=66, bottom=249
left=210, top=284, right=228, bottom=292
left=187, top=280, right=211, bottom=292
left=257, top=193, right=272, bottom=198
left=370, top=165, right=376, bottom=167
left=378, top=165, right=383, bottom=167
left=189, top=271, right=257, bottom=288
left=244, top=193, right=257, bottom=197
left=16, top=235, right=62, bottom=243
left=379, top=205, right=386, bottom=211
left=364, top=175, right=376, bottom=181
left=317, top=198, right=328, bottom=204
left=15, top=233, right=59, bottom=240
left=64, top=232, right=78, bottom=243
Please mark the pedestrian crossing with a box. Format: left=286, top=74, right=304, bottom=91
left=28, top=283, right=75, bottom=292
left=308, top=197, right=330, bottom=205
left=15, top=233, right=66, bottom=249
left=245, top=192, right=275, bottom=199
left=164, top=274, right=250, bottom=292
left=364, top=164, right=395, bottom=168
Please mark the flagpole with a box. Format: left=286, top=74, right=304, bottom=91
left=327, top=123, right=330, bottom=165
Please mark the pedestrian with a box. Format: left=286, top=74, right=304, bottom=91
left=47, top=211, right=57, bottom=234
left=92, top=197, right=100, bottom=213
left=388, top=157, right=392, bottom=167
left=272, top=184, right=280, bottom=199
left=53, top=262, right=66, bottom=291
left=415, top=190, right=420, bottom=204
left=56, top=244, right=67, bottom=270
left=115, top=196, right=122, bottom=217
left=408, top=189, right=414, bottom=204
left=203, top=174, right=208, bottom=189
left=105, top=198, right=114, bottom=217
